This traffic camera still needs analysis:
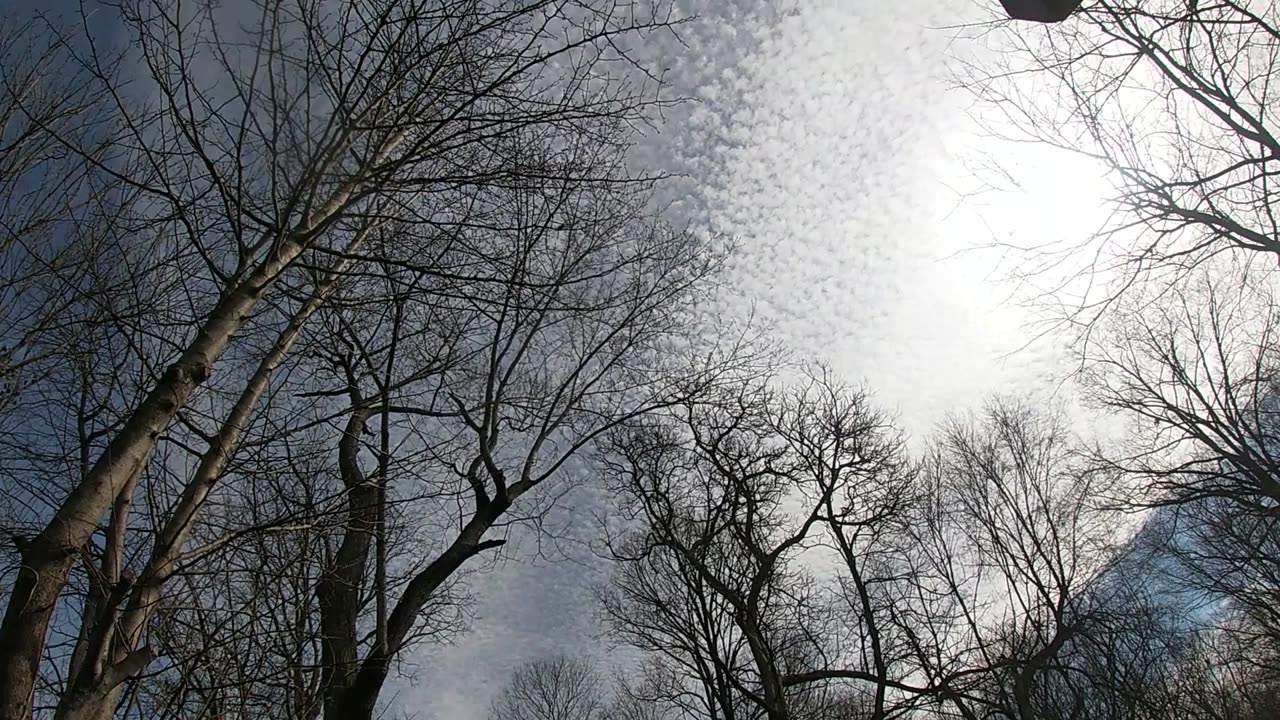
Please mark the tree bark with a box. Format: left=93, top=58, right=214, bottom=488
left=48, top=237, right=366, bottom=720
left=331, top=507, right=506, bottom=720
left=0, top=238, right=305, bottom=719
left=737, top=613, right=789, bottom=720
left=316, top=403, right=377, bottom=720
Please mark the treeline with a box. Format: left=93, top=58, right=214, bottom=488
left=0, top=2, right=1277, bottom=720
left=487, top=390, right=1277, bottom=720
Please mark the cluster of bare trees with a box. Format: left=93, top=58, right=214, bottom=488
left=967, top=0, right=1280, bottom=717
left=4, top=1, right=1280, bottom=719
left=0, top=0, right=741, bottom=718
left=485, top=2, right=1280, bottom=719
left=495, top=384, right=1269, bottom=720
left=588, top=380, right=1125, bottom=720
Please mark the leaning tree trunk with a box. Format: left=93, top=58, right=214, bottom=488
left=0, top=237, right=304, bottom=720
left=0, top=125, right=393, bottom=715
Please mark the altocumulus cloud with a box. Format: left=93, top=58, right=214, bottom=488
left=395, top=1, right=1088, bottom=718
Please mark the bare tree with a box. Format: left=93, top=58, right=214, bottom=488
left=490, top=656, right=608, bottom=720
left=1063, top=261, right=1280, bottom=677
left=1081, top=268, right=1280, bottom=513
left=601, top=528, right=747, bottom=720
left=95, top=36, right=729, bottom=720
left=313, top=138, right=731, bottom=719
left=600, top=378, right=1268, bottom=720
left=602, top=373, right=919, bottom=720
left=965, top=1, right=1280, bottom=327
left=1033, top=549, right=1280, bottom=720
left=1155, top=496, right=1280, bottom=643
left=0, top=13, right=121, bottom=413
left=968, top=7, right=1280, bottom=708
left=901, top=399, right=1125, bottom=720
left=605, top=683, right=675, bottom=720
left=0, top=0, right=694, bottom=718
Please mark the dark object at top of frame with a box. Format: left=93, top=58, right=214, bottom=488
left=1000, top=0, right=1083, bottom=22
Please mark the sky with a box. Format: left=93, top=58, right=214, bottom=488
left=7, top=0, right=1114, bottom=716
left=396, top=1, right=1112, bottom=717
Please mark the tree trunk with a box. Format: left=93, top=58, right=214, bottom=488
left=738, top=613, right=789, bottom=720
left=317, top=403, right=377, bottom=720
left=52, top=691, right=113, bottom=720
left=331, top=507, right=506, bottom=720
left=0, top=238, right=303, bottom=720
left=51, top=646, right=150, bottom=720
left=48, top=236, right=368, bottom=720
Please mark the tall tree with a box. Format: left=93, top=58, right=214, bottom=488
left=966, top=7, right=1280, bottom=711
left=602, top=374, right=917, bottom=720
left=968, top=2, right=1280, bottom=535
left=0, top=0, right=690, bottom=718
left=904, top=399, right=1124, bottom=720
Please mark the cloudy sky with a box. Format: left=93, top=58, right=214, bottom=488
left=396, top=1, right=1112, bottom=717
left=9, top=0, right=1114, bottom=714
